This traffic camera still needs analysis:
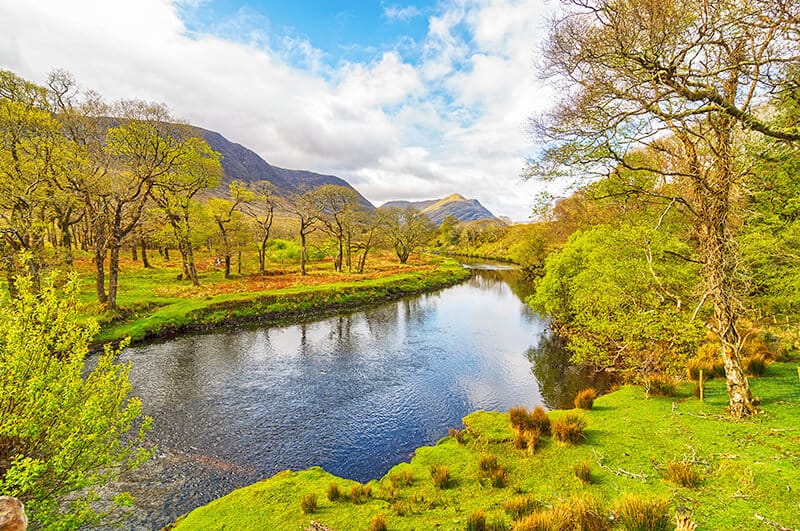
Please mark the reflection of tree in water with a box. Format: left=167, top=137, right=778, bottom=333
left=470, top=269, right=537, bottom=302
left=528, top=332, right=612, bottom=410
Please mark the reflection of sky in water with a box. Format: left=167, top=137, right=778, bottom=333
left=116, top=268, right=550, bottom=528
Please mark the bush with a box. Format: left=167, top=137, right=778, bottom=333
left=529, top=406, right=551, bottom=436
left=573, top=461, right=593, bottom=484
left=552, top=413, right=587, bottom=444
left=0, top=275, right=151, bottom=527
left=503, top=496, right=540, bottom=520
left=369, top=513, right=388, bottom=531
left=300, top=492, right=317, bottom=514
left=430, top=464, right=451, bottom=489
left=466, top=509, right=487, bottom=531
left=665, top=460, right=701, bottom=488
left=744, top=354, right=769, bottom=377
left=574, top=388, right=597, bottom=410
left=614, top=495, right=671, bottom=531
left=687, top=344, right=726, bottom=380
left=645, top=374, right=677, bottom=397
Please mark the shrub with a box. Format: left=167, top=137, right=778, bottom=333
left=503, top=496, right=540, bottom=520
left=478, top=454, right=499, bottom=473
left=0, top=275, right=151, bottom=527
left=552, top=413, right=587, bottom=444
left=529, top=406, right=551, bottom=436
left=466, top=509, right=487, bottom=531
left=645, top=374, right=677, bottom=397
left=687, top=344, right=726, bottom=380
left=514, top=432, right=528, bottom=450
left=573, top=461, right=593, bottom=484
left=665, top=460, right=701, bottom=488
left=430, top=464, right=451, bottom=489
left=509, top=406, right=533, bottom=431
left=614, top=495, right=671, bottom=531
left=300, top=492, right=317, bottom=514
left=327, top=482, right=341, bottom=501
left=369, top=513, right=388, bottom=531
left=743, top=354, right=768, bottom=377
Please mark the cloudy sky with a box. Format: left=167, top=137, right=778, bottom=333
left=0, top=0, right=560, bottom=220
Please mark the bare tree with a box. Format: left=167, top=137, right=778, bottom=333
left=531, top=0, right=800, bottom=417
left=379, top=207, right=435, bottom=264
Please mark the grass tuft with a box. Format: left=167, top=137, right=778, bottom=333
left=645, top=374, right=677, bottom=397
left=664, top=460, right=701, bottom=488
left=503, top=496, right=540, bottom=520
left=466, top=509, right=487, bottom=531
left=430, top=464, right=451, bottom=489
left=348, top=483, right=371, bottom=504
left=573, top=461, right=593, bottom=484
left=565, top=495, right=608, bottom=531
left=369, top=513, right=388, bottom=531
left=552, top=412, right=587, bottom=444
left=614, top=495, right=671, bottom=531
left=574, top=388, right=597, bottom=410
left=512, top=507, right=570, bottom=531
left=326, top=482, right=341, bottom=502
left=508, top=406, right=533, bottom=431
left=300, top=492, right=317, bottom=514
left=529, top=406, right=551, bottom=436
left=450, top=426, right=469, bottom=445
left=478, top=454, right=499, bottom=473
left=744, top=354, right=769, bottom=376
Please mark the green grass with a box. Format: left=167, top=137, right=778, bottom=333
left=87, top=260, right=471, bottom=344
left=172, top=362, right=800, bottom=530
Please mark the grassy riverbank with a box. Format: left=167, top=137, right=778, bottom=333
left=69, top=252, right=471, bottom=345
left=171, top=362, right=800, bottom=530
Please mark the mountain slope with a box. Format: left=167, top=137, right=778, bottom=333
left=381, top=194, right=497, bottom=225
left=198, top=128, right=373, bottom=208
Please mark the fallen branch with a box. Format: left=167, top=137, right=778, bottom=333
left=594, top=451, right=648, bottom=482
left=754, top=513, right=798, bottom=531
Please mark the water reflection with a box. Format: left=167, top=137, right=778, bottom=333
left=112, top=267, right=579, bottom=528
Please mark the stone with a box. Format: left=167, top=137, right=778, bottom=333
left=0, top=496, right=27, bottom=531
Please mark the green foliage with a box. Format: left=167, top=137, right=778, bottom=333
left=530, top=223, right=704, bottom=376
left=0, top=273, right=151, bottom=528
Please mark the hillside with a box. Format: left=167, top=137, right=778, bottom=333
left=381, top=194, right=497, bottom=225
left=198, top=128, right=374, bottom=208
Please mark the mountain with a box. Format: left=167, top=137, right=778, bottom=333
left=198, top=128, right=374, bottom=208
left=381, top=194, right=497, bottom=225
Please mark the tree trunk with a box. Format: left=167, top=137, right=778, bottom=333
left=300, top=231, right=308, bottom=276
left=237, top=251, right=242, bottom=275
left=164, top=247, right=170, bottom=260
left=224, top=255, right=231, bottom=279
left=107, top=244, right=120, bottom=310
left=131, top=244, right=138, bottom=261
left=94, top=247, right=107, bottom=305
left=186, top=242, right=199, bottom=286
left=140, top=238, right=150, bottom=268
left=259, top=239, right=267, bottom=275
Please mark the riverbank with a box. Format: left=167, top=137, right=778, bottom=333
left=171, top=361, right=800, bottom=530
left=92, top=256, right=472, bottom=346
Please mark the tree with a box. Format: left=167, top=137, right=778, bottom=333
left=288, top=189, right=321, bottom=276
left=0, top=273, right=151, bottom=527
left=310, top=185, right=365, bottom=272
left=379, top=207, right=435, bottom=264
left=531, top=0, right=800, bottom=417
left=207, top=181, right=250, bottom=279
left=241, top=180, right=277, bottom=275
left=151, top=138, right=222, bottom=285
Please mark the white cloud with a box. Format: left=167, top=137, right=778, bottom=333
left=383, top=5, right=423, bottom=21
left=0, top=0, right=557, bottom=220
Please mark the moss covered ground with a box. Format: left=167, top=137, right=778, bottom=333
left=172, top=362, right=800, bottom=530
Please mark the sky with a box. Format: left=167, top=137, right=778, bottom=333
left=0, top=0, right=560, bottom=221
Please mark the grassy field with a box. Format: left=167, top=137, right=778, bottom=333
left=63, top=248, right=471, bottom=345
left=171, top=362, right=800, bottom=530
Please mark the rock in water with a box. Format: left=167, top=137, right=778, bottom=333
left=0, top=496, right=27, bottom=531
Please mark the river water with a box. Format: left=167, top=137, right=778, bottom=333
left=110, top=266, right=591, bottom=528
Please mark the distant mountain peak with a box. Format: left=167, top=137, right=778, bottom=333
left=380, top=194, right=497, bottom=225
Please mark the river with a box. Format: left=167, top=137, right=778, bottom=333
left=109, top=265, right=594, bottom=528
